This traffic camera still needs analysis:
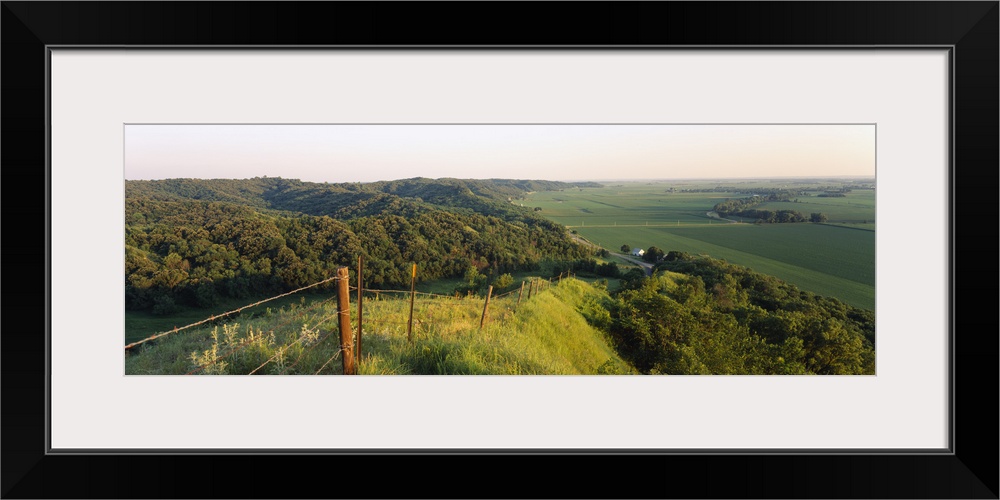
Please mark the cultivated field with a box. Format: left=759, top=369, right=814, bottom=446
left=754, top=190, right=876, bottom=226
left=526, top=181, right=876, bottom=310
left=529, top=187, right=733, bottom=226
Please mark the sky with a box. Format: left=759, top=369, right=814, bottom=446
left=124, top=124, right=875, bottom=183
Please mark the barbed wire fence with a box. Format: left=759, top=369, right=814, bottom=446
left=126, top=259, right=576, bottom=375
left=185, top=295, right=337, bottom=375
left=123, top=275, right=344, bottom=351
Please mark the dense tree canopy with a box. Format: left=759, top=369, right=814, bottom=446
left=596, top=254, right=875, bottom=375
left=125, top=177, right=598, bottom=312
left=642, top=246, right=665, bottom=263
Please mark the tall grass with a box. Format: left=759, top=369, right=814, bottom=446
left=124, top=279, right=636, bottom=375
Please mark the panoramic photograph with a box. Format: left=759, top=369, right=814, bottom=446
left=124, top=124, right=876, bottom=375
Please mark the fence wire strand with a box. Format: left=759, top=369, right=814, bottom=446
left=247, top=304, right=343, bottom=375
left=314, top=349, right=343, bottom=375
left=248, top=337, right=304, bottom=375
left=125, top=275, right=345, bottom=350
left=361, top=288, right=410, bottom=294
left=278, top=330, right=335, bottom=375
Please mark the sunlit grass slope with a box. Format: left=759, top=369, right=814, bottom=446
left=124, top=278, right=636, bottom=375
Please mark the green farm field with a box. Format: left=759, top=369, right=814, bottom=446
left=754, top=190, right=876, bottom=225
left=527, top=186, right=738, bottom=227
left=528, top=181, right=876, bottom=310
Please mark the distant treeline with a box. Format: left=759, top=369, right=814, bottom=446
left=125, top=177, right=600, bottom=314
left=712, top=193, right=814, bottom=223
left=679, top=184, right=872, bottom=195
left=680, top=187, right=807, bottom=195
left=593, top=252, right=875, bottom=375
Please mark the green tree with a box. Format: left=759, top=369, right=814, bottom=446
left=493, top=273, right=514, bottom=290
left=464, top=265, right=482, bottom=286
left=193, top=280, right=220, bottom=307
left=151, top=295, right=180, bottom=316
left=810, top=212, right=829, bottom=223
left=664, top=251, right=690, bottom=262
left=620, top=244, right=631, bottom=253
left=643, top=246, right=665, bottom=263
left=619, top=268, right=647, bottom=290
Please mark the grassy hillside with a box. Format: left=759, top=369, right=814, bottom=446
left=125, top=278, right=635, bottom=375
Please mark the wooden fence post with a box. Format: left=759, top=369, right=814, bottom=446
left=356, top=255, right=364, bottom=362
left=527, top=279, right=534, bottom=300
left=516, top=281, right=524, bottom=309
left=407, top=263, right=416, bottom=342
left=480, top=285, right=493, bottom=330
left=336, top=267, right=355, bottom=375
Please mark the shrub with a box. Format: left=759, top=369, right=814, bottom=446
left=493, top=273, right=515, bottom=290
left=151, top=295, right=180, bottom=315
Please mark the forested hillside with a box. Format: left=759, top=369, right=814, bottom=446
left=596, top=252, right=875, bottom=375
left=125, top=177, right=599, bottom=314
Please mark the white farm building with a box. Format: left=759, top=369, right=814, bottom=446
left=631, top=248, right=645, bottom=257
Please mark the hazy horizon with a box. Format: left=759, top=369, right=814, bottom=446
left=126, top=174, right=876, bottom=184
left=125, top=124, right=876, bottom=183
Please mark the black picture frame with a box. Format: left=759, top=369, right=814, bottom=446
left=2, top=2, right=996, bottom=498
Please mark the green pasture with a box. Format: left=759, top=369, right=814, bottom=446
left=526, top=182, right=876, bottom=228
left=754, top=191, right=876, bottom=223
left=529, top=181, right=876, bottom=310
left=526, top=186, right=739, bottom=227
left=821, top=222, right=876, bottom=231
